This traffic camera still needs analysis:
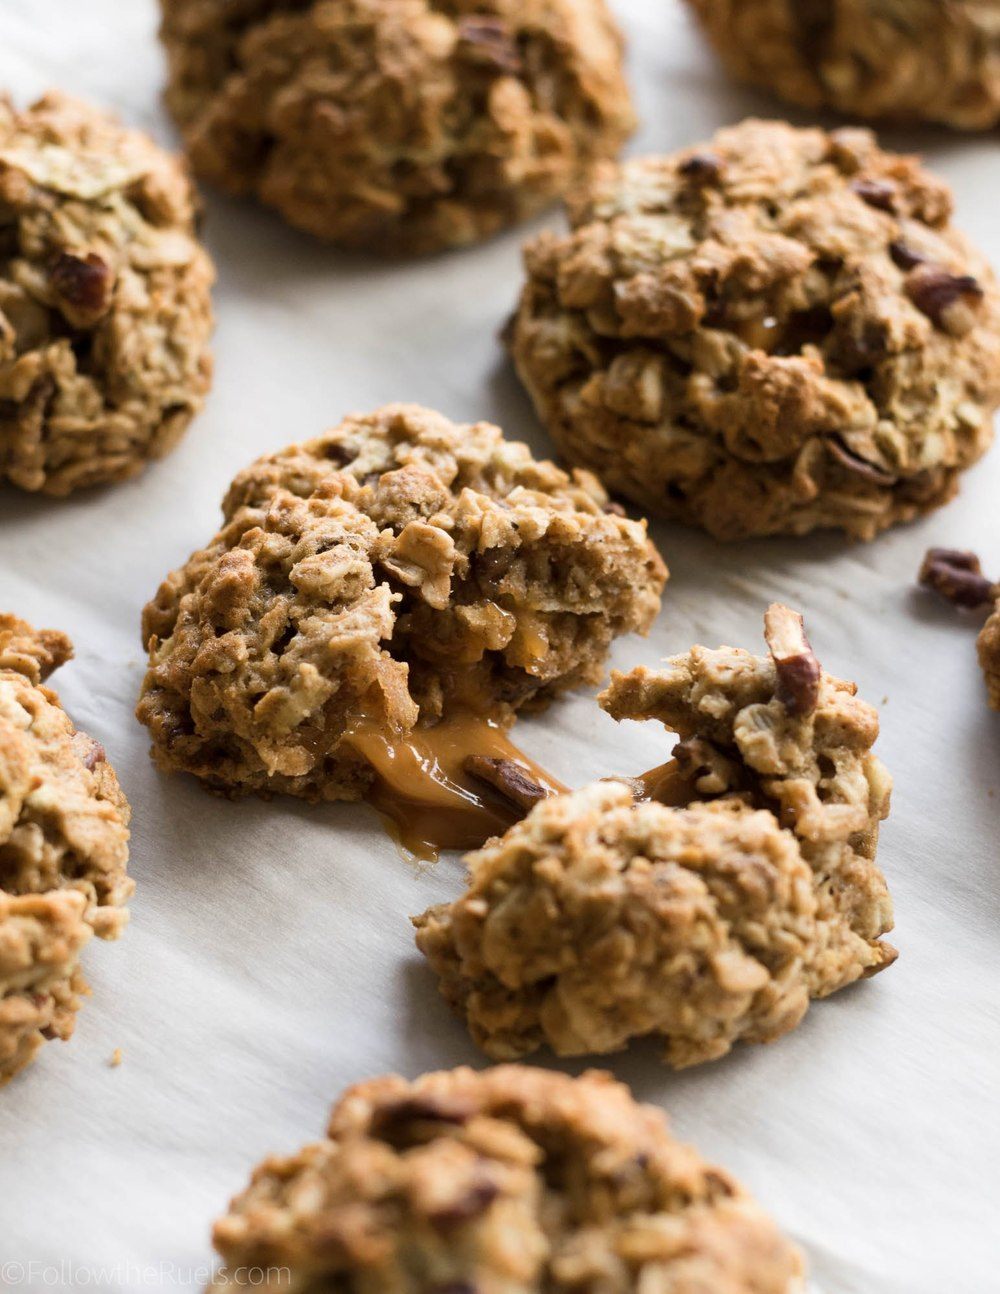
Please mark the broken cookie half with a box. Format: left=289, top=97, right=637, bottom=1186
left=414, top=604, right=896, bottom=1067
left=136, top=404, right=666, bottom=854
left=0, top=614, right=132, bottom=1084
left=211, top=1065, right=805, bottom=1292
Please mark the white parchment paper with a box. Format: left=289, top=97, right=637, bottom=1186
left=1, top=2, right=998, bottom=1290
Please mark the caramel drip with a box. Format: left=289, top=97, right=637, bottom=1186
left=736, top=314, right=782, bottom=352
left=609, top=759, right=699, bottom=808
left=344, top=714, right=568, bottom=862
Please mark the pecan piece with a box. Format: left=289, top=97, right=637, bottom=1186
left=919, top=548, right=997, bottom=610
left=826, top=437, right=897, bottom=487
left=49, top=250, right=113, bottom=327
left=889, top=240, right=925, bottom=271
left=678, top=151, right=722, bottom=183
left=764, top=604, right=821, bottom=718
left=371, top=1094, right=473, bottom=1144
left=456, top=16, right=522, bottom=74
left=851, top=178, right=896, bottom=212
left=464, top=756, right=550, bottom=812
left=906, top=265, right=984, bottom=335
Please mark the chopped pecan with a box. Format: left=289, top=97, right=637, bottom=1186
left=889, top=240, right=925, bottom=271
left=371, top=1094, right=473, bottom=1144
left=764, top=604, right=821, bottom=718
left=49, top=250, right=113, bottom=326
left=919, top=548, right=996, bottom=609
left=906, top=265, right=984, bottom=333
left=850, top=178, right=896, bottom=212
left=464, top=756, right=550, bottom=812
left=703, top=1168, right=736, bottom=1199
left=456, top=16, right=522, bottom=74
left=678, top=151, right=722, bottom=183
left=429, top=1179, right=500, bottom=1230
left=826, top=437, right=897, bottom=487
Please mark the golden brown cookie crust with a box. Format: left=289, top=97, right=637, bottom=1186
left=0, top=92, right=215, bottom=496
left=415, top=607, right=895, bottom=1067
left=601, top=616, right=893, bottom=947
left=0, top=890, right=91, bottom=1085
left=508, top=119, right=1000, bottom=540
left=136, top=403, right=667, bottom=800
left=0, top=615, right=132, bottom=1084
left=978, top=606, right=1000, bottom=709
left=213, top=1065, right=805, bottom=1292
left=158, top=0, right=636, bottom=254
left=685, top=0, right=1000, bottom=131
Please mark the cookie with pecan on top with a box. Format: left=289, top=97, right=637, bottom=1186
left=0, top=92, right=214, bottom=496
left=159, top=0, right=635, bottom=254
left=508, top=119, right=1000, bottom=540
left=212, top=1065, right=805, bottom=1292
left=415, top=605, right=896, bottom=1067
left=685, top=0, right=1000, bottom=131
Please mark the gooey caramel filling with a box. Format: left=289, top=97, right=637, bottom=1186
left=343, top=713, right=568, bottom=862
left=618, top=759, right=698, bottom=808
left=343, top=711, right=697, bottom=862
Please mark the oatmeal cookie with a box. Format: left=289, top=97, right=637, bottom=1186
left=685, top=0, right=1000, bottom=131
left=415, top=606, right=895, bottom=1066
left=919, top=547, right=1000, bottom=709
left=980, top=609, right=1000, bottom=709
left=212, top=1065, right=805, bottom=1292
left=508, top=119, right=1000, bottom=540
left=137, top=404, right=666, bottom=800
left=158, top=0, right=635, bottom=254
left=602, top=606, right=894, bottom=949
left=0, top=614, right=132, bottom=1083
left=0, top=92, right=214, bottom=496
left=0, top=890, right=91, bottom=1085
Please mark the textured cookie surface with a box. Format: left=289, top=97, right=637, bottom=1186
left=137, top=404, right=666, bottom=800
left=0, top=614, right=132, bottom=1084
left=686, top=0, right=1000, bottom=131
left=601, top=614, right=894, bottom=948
left=0, top=92, right=214, bottom=496
left=509, top=119, right=1000, bottom=540
left=978, top=607, right=1000, bottom=709
left=159, top=0, right=635, bottom=254
left=213, top=1064, right=805, bottom=1292
left=416, top=608, right=895, bottom=1066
